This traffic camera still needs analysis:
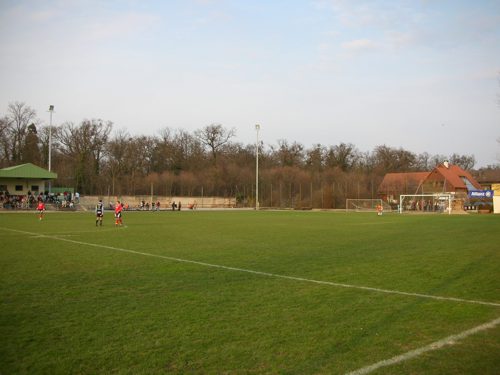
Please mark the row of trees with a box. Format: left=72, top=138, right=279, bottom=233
left=1, top=102, right=496, bottom=208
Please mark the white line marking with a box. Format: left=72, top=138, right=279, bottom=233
left=348, top=222, right=397, bottom=226
left=1, top=226, right=499, bottom=308
left=38, top=226, right=128, bottom=236
left=345, top=316, right=500, bottom=375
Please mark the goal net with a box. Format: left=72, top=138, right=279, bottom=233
left=399, top=194, right=452, bottom=214
left=345, top=199, right=391, bottom=212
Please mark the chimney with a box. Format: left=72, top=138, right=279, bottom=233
left=443, top=160, right=449, bottom=168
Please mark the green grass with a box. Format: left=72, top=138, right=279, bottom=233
left=0, top=210, right=499, bottom=374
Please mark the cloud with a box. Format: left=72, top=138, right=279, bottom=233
left=193, top=10, right=232, bottom=27
left=316, top=0, right=414, bottom=30
left=28, top=9, right=61, bottom=22
left=82, top=12, right=160, bottom=42
left=385, top=31, right=417, bottom=49
left=312, top=0, right=424, bottom=58
left=341, top=38, right=377, bottom=51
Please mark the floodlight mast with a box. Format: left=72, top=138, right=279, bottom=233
left=255, top=124, right=260, bottom=210
left=48, top=105, right=54, bottom=194
left=48, top=105, right=54, bottom=172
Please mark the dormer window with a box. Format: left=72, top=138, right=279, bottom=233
left=460, top=176, right=476, bottom=191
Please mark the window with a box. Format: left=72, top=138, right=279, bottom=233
left=460, top=177, right=476, bottom=191
left=15, top=185, right=23, bottom=191
left=0, top=185, right=6, bottom=192
left=31, top=185, right=39, bottom=192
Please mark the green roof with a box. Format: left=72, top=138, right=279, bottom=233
left=0, top=163, right=57, bottom=179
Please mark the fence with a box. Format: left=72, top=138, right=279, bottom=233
left=87, top=181, right=377, bottom=210
left=78, top=195, right=237, bottom=210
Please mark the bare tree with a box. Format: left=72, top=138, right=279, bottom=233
left=57, top=119, right=112, bottom=193
left=415, top=152, right=431, bottom=171
left=0, top=116, right=10, bottom=166
left=5, top=102, right=38, bottom=163
left=324, top=143, right=359, bottom=171
left=448, top=153, right=475, bottom=170
left=305, top=144, right=325, bottom=173
left=371, top=145, right=417, bottom=172
left=149, top=128, right=204, bottom=174
left=104, top=129, right=131, bottom=195
left=195, top=123, right=235, bottom=165
left=172, top=129, right=205, bottom=173
left=270, top=139, right=305, bottom=167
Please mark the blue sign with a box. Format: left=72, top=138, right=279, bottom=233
left=468, top=190, right=494, bottom=198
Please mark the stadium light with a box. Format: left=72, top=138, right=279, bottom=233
left=48, top=105, right=54, bottom=172
left=48, top=105, right=54, bottom=194
left=255, top=124, right=260, bottom=210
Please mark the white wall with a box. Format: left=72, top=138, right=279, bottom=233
left=0, top=179, right=46, bottom=195
left=494, top=196, right=500, bottom=214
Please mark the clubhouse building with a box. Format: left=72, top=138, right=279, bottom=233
left=377, top=161, right=493, bottom=212
left=0, top=163, right=57, bottom=196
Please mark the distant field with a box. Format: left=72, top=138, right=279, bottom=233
left=0, top=210, right=499, bottom=374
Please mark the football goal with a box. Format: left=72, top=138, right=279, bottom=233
left=399, top=194, right=452, bottom=214
left=345, top=199, right=392, bottom=212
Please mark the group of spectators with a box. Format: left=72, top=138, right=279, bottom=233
left=0, top=190, right=76, bottom=210
left=1, top=191, right=40, bottom=209
left=138, top=200, right=187, bottom=211
left=139, top=200, right=161, bottom=211
left=403, top=200, right=447, bottom=212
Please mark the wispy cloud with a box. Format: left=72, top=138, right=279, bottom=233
left=385, top=31, right=417, bottom=49
left=341, top=38, right=377, bottom=52
left=28, top=9, right=62, bottom=22
left=315, top=0, right=421, bottom=30
left=82, top=12, right=160, bottom=42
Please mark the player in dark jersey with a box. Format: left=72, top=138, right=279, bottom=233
left=95, top=199, right=104, bottom=226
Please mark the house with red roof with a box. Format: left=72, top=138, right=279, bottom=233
left=378, top=161, right=483, bottom=206
left=421, top=161, right=482, bottom=194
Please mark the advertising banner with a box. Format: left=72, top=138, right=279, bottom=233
left=468, top=190, right=494, bottom=198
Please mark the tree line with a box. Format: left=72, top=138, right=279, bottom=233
left=1, top=101, right=495, bottom=208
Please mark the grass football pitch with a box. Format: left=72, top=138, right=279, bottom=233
left=0, top=210, right=499, bottom=374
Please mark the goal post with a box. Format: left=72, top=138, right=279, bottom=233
left=345, top=199, right=391, bottom=212
left=399, top=194, right=452, bottom=214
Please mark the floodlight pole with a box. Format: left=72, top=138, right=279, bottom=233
left=255, top=124, right=260, bottom=210
left=48, top=105, right=54, bottom=172
left=48, top=105, right=54, bottom=194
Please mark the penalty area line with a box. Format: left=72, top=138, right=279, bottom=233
left=345, top=316, right=500, bottom=375
left=0, top=226, right=499, bottom=308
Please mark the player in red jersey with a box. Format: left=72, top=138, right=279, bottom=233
left=376, top=204, right=383, bottom=216
left=37, top=200, right=46, bottom=220
left=114, top=200, right=123, bottom=226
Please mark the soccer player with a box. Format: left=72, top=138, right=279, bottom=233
left=376, top=204, right=383, bottom=216
left=37, top=200, right=45, bottom=220
left=95, top=199, right=104, bottom=226
left=114, top=200, right=123, bottom=226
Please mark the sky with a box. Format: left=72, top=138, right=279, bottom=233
left=1, top=0, right=499, bottom=167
